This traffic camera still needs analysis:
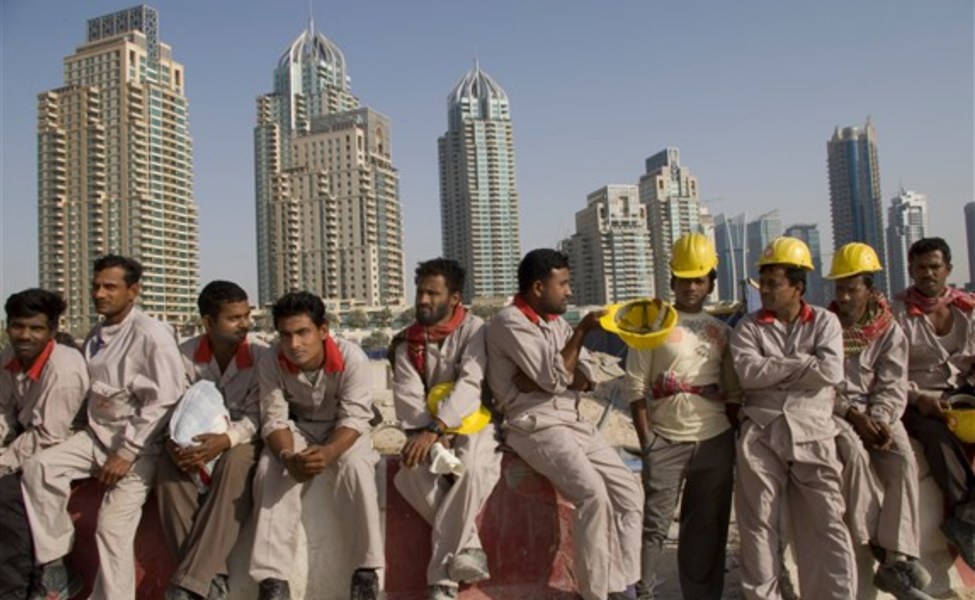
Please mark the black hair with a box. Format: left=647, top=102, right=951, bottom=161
left=760, top=264, right=807, bottom=296
left=908, top=237, right=951, bottom=265
left=670, top=268, right=718, bottom=290
left=4, top=288, right=66, bottom=330
left=92, top=254, right=143, bottom=286
left=272, top=291, right=327, bottom=329
left=518, top=249, right=570, bottom=295
left=415, top=258, right=466, bottom=295
left=197, top=280, right=249, bottom=319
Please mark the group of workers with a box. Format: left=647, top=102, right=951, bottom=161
left=0, top=232, right=973, bottom=600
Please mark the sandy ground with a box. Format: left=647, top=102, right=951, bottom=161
left=370, top=381, right=974, bottom=599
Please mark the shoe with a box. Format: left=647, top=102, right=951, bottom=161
left=257, top=578, right=290, bottom=600
left=29, top=560, right=82, bottom=600
left=207, top=574, right=229, bottom=600
left=634, top=580, right=653, bottom=600
left=350, top=568, right=379, bottom=600
left=165, top=585, right=203, bottom=600
left=941, top=517, right=975, bottom=569
left=607, top=593, right=634, bottom=600
left=874, top=561, right=935, bottom=600
left=902, top=559, right=932, bottom=591
left=428, top=584, right=458, bottom=600
left=446, top=548, right=489, bottom=584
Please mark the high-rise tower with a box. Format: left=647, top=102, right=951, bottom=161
left=827, top=117, right=888, bottom=293
left=886, top=189, right=928, bottom=295
left=438, top=62, right=521, bottom=301
left=255, top=19, right=405, bottom=308
left=37, top=5, right=199, bottom=335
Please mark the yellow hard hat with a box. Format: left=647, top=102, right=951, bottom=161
left=826, top=242, right=883, bottom=280
left=946, top=394, right=975, bottom=444
left=599, top=298, right=678, bottom=350
left=670, top=233, right=718, bottom=279
left=425, top=382, right=492, bottom=435
left=757, top=237, right=815, bottom=271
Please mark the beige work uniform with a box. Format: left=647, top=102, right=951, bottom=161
left=0, top=343, right=88, bottom=471
left=249, top=336, right=383, bottom=583
left=22, top=309, right=185, bottom=600
left=391, top=313, right=502, bottom=587
left=485, top=303, right=643, bottom=600
left=833, top=319, right=920, bottom=557
left=156, top=334, right=268, bottom=596
left=731, top=304, right=856, bottom=600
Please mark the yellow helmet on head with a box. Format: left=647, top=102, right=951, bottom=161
left=757, top=237, right=815, bottom=271
left=426, top=382, right=492, bottom=435
left=827, top=242, right=883, bottom=280
left=599, top=298, right=678, bottom=350
left=670, top=233, right=718, bottom=279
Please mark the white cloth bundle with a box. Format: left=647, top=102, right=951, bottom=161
left=169, top=379, right=230, bottom=492
left=428, top=442, right=465, bottom=476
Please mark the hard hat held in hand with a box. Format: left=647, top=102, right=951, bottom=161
left=670, top=233, right=718, bottom=279
left=757, top=236, right=815, bottom=271
left=426, top=382, right=492, bottom=435
left=827, top=242, right=883, bottom=280
left=946, top=394, right=975, bottom=444
left=599, top=298, right=678, bottom=351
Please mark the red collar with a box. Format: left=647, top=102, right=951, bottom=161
left=277, top=336, right=344, bottom=375
left=513, top=294, right=558, bottom=325
left=3, top=340, right=56, bottom=382
left=193, top=335, right=254, bottom=370
left=756, top=301, right=815, bottom=325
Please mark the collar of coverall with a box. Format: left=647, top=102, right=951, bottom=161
left=3, top=339, right=56, bottom=382
left=513, top=294, right=559, bottom=325
left=277, top=336, right=345, bottom=375
left=193, top=334, right=254, bottom=370
left=756, top=301, right=815, bottom=325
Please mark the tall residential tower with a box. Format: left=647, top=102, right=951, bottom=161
left=886, top=189, right=928, bottom=295
left=438, top=63, right=521, bottom=301
left=827, top=117, right=888, bottom=293
left=37, top=5, right=199, bottom=334
left=255, top=20, right=405, bottom=309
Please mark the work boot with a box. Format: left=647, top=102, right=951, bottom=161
left=29, top=559, right=82, bottom=600
left=427, top=584, right=458, bottom=600
left=207, top=574, right=230, bottom=600
left=446, top=548, right=489, bottom=584
left=608, top=593, right=634, bottom=600
left=634, top=579, right=653, bottom=600
left=941, top=516, right=975, bottom=569
left=257, top=578, right=290, bottom=600
left=350, top=568, right=379, bottom=600
left=874, top=561, right=934, bottom=600
left=165, top=585, right=203, bottom=600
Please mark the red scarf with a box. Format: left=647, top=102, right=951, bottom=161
left=513, top=294, right=558, bottom=325
left=406, top=305, right=467, bottom=380
left=829, top=292, right=894, bottom=355
left=896, top=285, right=975, bottom=317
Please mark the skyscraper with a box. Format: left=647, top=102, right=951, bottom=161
left=714, top=213, right=747, bottom=302
left=560, top=185, right=653, bottom=305
left=255, top=20, right=405, bottom=309
left=638, top=148, right=701, bottom=301
left=438, top=62, right=521, bottom=301
left=827, top=117, right=888, bottom=293
left=784, top=223, right=825, bottom=306
left=37, top=5, right=199, bottom=335
left=746, top=210, right=783, bottom=280
left=966, top=202, right=975, bottom=288
left=886, top=189, right=928, bottom=295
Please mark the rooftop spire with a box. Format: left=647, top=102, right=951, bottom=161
left=308, top=0, right=315, bottom=35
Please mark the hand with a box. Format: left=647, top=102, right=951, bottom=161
left=183, top=433, right=231, bottom=467
left=577, top=309, right=607, bottom=334
left=287, top=445, right=332, bottom=482
left=97, top=454, right=133, bottom=487
left=917, top=394, right=948, bottom=421
left=401, top=430, right=439, bottom=468
left=872, top=420, right=894, bottom=451
left=167, top=439, right=200, bottom=473
left=846, top=409, right=885, bottom=447
left=513, top=370, right=542, bottom=393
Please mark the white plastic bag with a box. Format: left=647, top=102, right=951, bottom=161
left=169, top=380, right=230, bottom=493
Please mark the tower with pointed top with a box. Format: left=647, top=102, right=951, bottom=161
left=886, top=189, right=928, bottom=295
left=438, top=63, right=521, bottom=301
left=827, top=117, right=888, bottom=293
left=255, top=20, right=405, bottom=308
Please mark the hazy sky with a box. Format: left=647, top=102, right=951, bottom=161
left=2, top=0, right=972, bottom=303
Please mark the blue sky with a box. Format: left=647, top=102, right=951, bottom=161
left=2, top=0, right=972, bottom=303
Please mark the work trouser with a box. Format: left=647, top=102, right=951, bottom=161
left=835, top=418, right=881, bottom=546
left=505, top=417, right=643, bottom=600
left=902, top=403, right=975, bottom=525
left=249, top=431, right=384, bottom=583
left=156, top=441, right=260, bottom=596
left=394, top=426, right=502, bottom=587
left=0, top=472, right=33, bottom=599
left=837, top=418, right=921, bottom=557
left=639, top=427, right=734, bottom=600
left=21, top=429, right=157, bottom=600
left=736, top=420, right=856, bottom=600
